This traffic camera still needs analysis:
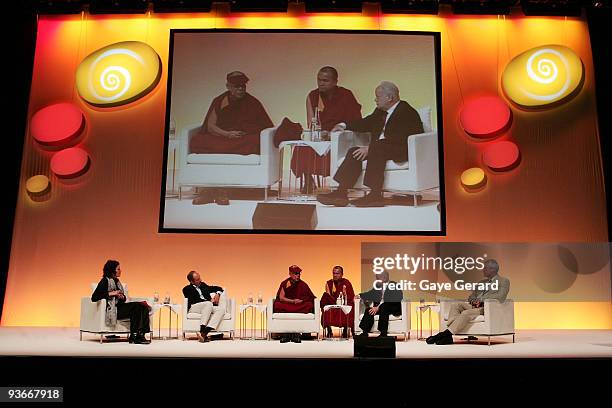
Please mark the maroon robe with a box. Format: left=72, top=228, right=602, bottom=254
left=291, top=87, right=362, bottom=178
left=190, top=92, right=273, bottom=155
left=273, top=278, right=315, bottom=313
left=320, top=278, right=355, bottom=328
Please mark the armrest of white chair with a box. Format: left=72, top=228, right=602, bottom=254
left=80, top=297, right=106, bottom=332
left=484, top=299, right=515, bottom=333
left=182, top=298, right=189, bottom=327
left=267, top=298, right=275, bottom=328
left=260, top=126, right=280, bottom=182
left=354, top=300, right=361, bottom=333
left=227, top=298, right=235, bottom=320
left=407, top=131, right=439, bottom=190
left=313, top=298, right=321, bottom=321
left=401, top=300, right=409, bottom=323
left=330, top=130, right=371, bottom=179
left=181, top=123, right=202, bottom=163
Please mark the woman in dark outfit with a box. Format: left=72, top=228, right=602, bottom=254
left=91, top=260, right=151, bottom=344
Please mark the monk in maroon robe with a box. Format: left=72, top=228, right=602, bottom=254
left=273, top=265, right=315, bottom=314
left=190, top=71, right=273, bottom=156
left=320, top=265, right=355, bottom=338
left=291, top=66, right=362, bottom=193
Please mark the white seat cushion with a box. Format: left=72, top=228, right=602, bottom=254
left=187, top=312, right=231, bottom=320
left=187, top=153, right=261, bottom=165
left=271, top=313, right=315, bottom=320
left=359, top=314, right=402, bottom=321
left=338, top=157, right=409, bottom=171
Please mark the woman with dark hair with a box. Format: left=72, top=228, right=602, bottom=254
left=91, top=260, right=151, bottom=344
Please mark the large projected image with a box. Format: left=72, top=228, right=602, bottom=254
left=161, top=30, right=443, bottom=233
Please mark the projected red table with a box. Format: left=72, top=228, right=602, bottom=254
left=278, top=140, right=331, bottom=201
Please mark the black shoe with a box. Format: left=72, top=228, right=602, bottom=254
left=291, top=334, right=301, bottom=343
left=317, top=190, right=349, bottom=207
left=357, top=332, right=369, bottom=337
left=435, top=333, right=454, bottom=345
left=377, top=333, right=389, bottom=338
left=462, top=336, right=478, bottom=341
left=351, top=192, right=385, bottom=207
left=197, top=331, right=209, bottom=343
left=426, top=332, right=444, bottom=344
left=135, top=333, right=151, bottom=344
left=128, top=333, right=137, bottom=343
left=280, top=335, right=290, bottom=343
left=192, top=190, right=214, bottom=205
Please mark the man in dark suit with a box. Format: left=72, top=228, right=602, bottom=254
left=317, top=81, right=424, bottom=207
left=182, top=270, right=226, bottom=342
left=356, top=271, right=403, bottom=337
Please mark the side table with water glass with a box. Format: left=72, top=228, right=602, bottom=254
left=415, top=302, right=440, bottom=341
left=238, top=294, right=267, bottom=340
left=322, top=304, right=352, bottom=341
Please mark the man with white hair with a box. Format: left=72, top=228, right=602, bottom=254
left=317, top=81, right=424, bottom=207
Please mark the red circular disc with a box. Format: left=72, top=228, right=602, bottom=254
left=50, top=147, right=90, bottom=178
left=482, top=141, right=520, bottom=171
left=460, top=96, right=511, bottom=138
left=30, top=103, right=85, bottom=146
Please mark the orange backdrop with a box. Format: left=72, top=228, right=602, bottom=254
left=3, top=6, right=610, bottom=329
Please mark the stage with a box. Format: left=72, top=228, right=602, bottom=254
left=1, top=327, right=611, bottom=359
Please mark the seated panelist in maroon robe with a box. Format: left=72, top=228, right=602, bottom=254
left=273, top=264, right=315, bottom=314
left=320, top=265, right=355, bottom=338
left=291, top=66, right=362, bottom=193
left=189, top=71, right=274, bottom=156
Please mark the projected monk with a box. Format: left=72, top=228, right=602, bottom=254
left=320, top=265, right=355, bottom=339
left=292, top=66, right=362, bottom=194
left=190, top=71, right=273, bottom=156
left=273, top=265, right=316, bottom=343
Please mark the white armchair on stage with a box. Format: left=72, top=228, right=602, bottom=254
left=267, top=298, right=321, bottom=340
left=178, top=123, right=280, bottom=200
left=80, top=283, right=154, bottom=343
left=182, top=297, right=236, bottom=340
left=439, top=299, right=515, bottom=345
left=353, top=300, right=411, bottom=341
left=330, top=107, right=438, bottom=206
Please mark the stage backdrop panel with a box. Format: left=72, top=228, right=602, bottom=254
left=2, top=8, right=610, bottom=329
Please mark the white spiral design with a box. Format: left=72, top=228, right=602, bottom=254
left=87, top=48, right=144, bottom=102
left=521, top=48, right=570, bottom=101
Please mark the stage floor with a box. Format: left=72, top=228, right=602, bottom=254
left=1, top=327, right=611, bottom=358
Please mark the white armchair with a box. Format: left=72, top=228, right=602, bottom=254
left=438, top=299, right=515, bottom=345
left=182, top=296, right=235, bottom=340
left=330, top=107, right=438, bottom=206
left=267, top=298, right=321, bottom=340
left=178, top=123, right=280, bottom=200
left=80, top=283, right=154, bottom=343
left=354, top=300, right=411, bottom=341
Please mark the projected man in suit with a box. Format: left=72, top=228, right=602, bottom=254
left=355, top=271, right=403, bottom=337
left=316, top=81, right=424, bottom=207
left=182, top=270, right=226, bottom=342
left=426, top=259, right=510, bottom=345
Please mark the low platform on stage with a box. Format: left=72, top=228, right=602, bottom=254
left=1, top=327, right=611, bottom=359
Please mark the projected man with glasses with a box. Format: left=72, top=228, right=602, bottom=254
left=189, top=71, right=273, bottom=156
left=316, top=81, right=424, bottom=207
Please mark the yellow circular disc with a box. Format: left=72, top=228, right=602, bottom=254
left=26, top=175, right=50, bottom=194
left=461, top=167, right=486, bottom=190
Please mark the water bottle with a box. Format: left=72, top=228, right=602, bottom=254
left=257, top=293, right=263, bottom=304
left=247, top=292, right=253, bottom=304
left=169, top=117, right=176, bottom=139
left=153, top=292, right=159, bottom=303
left=336, top=293, right=342, bottom=306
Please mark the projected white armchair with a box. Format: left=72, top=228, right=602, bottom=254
left=330, top=107, right=438, bottom=206
left=267, top=297, right=321, bottom=340
left=438, top=299, right=515, bottom=345
left=354, top=300, right=411, bottom=341
left=178, top=123, right=280, bottom=200
left=182, top=296, right=236, bottom=340
left=80, top=283, right=154, bottom=343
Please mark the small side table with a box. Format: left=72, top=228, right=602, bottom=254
left=278, top=140, right=332, bottom=201
left=322, top=304, right=352, bottom=341
left=239, top=303, right=267, bottom=340
left=152, top=303, right=181, bottom=340
left=415, top=303, right=440, bottom=341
